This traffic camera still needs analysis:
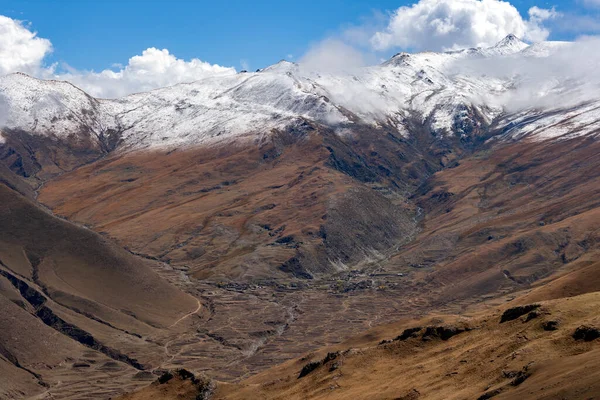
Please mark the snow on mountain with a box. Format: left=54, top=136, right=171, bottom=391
left=520, top=41, right=571, bottom=58
left=0, top=35, right=598, bottom=151
left=102, top=67, right=349, bottom=149
left=0, top=73, right=105, bottom=141
left=484, top=34, right=529, bottom=56
left=496, top=100, right=600, bottom=141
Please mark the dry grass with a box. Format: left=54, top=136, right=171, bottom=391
left=215, top=291, right=600, bottom=400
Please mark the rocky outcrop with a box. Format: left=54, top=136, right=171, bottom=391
left=500, top=304, right=540, bottom=323
left=573, top=325, right=600, bottom=341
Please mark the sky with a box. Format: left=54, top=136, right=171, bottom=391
left=1, top=0, right=599, bottom=98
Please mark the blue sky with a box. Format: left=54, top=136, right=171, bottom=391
left=2, top=0, right=598, bottom=72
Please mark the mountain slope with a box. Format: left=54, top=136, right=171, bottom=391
left=212, top=291, right=600, bottom=400
left=0, top=181, right=202, bottom=399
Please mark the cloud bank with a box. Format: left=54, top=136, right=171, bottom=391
left=0, top=16, right=236, bottom=98
left=371, top=0, right=557, bottom=51
left=58, top=48, right=236, bottom=98
left=446, top=36, right=600, bottom=111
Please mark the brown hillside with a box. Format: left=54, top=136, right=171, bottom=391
left=213, top=291, right=600, bottom=400
left=0, top=182, right=201, bottom=399
left=36, top=130, right=600, bottom=387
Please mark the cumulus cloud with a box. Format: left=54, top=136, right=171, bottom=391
left=0, top=15, right=52, bottom=75
left=56, top=48, right=236, bottom=98
left=526, top=6, right=560, bottom=42
left=0, top=15, right=235, bottom=98
left=371, top=0, right=558, bottom=52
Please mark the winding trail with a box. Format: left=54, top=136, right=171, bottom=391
left=149, top=298, right=203, bottom=373
left=169, top=298, right=202, bottom=329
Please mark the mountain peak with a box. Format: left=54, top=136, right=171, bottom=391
left=262, top=59, right=298, bottom=73
left=382, top=52, right=412, bottom=67
left=491, top=34, right=529, bottom=54
left=501, top=33, right=519, bottom=42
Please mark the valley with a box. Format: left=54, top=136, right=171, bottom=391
left=0, top=34, right=599, bottom=399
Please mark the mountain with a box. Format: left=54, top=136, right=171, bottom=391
left=0, top=35, right=600, bottom=399
left=1, top=35, right=595, bottom=155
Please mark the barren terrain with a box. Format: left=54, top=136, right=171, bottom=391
left=24, top=129, right=600, bottom=398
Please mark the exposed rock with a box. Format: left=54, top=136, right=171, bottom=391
left=154, top=369, right=215, bottom=400
left=542, top=320, right=559, bottom=331
left=510, top=364, right=533, bottom=386
left=477, top=388, right=504, bottom=400
left=278, top=256, right=314, bottom=280
left=298, top=361, right=321, bottom=379
left=329, top=362, right=341, bottom=372
left=524, top=310, right=540, bottom=322
left=35, top=306, right=144, bottom=370
left=500, top=304, right=540, bottom=323
left=298, top=352, right=340, bottom=379
left=573, top=325, right=600, bottom=341
left=394, top=327, right=423, bottom=341
left=323, top=352, right=339, bottom=364
left=422, top=325, right=468, bottom=341
left=157, top=371, right=174, bottom=384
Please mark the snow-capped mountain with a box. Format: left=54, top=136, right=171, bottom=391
left=0, top=73, right=106, bottom=142
left=0, top=35, right=599, bottom=151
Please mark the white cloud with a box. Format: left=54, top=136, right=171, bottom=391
left=446, top=36, right=600, bottom=111
left=299, top=38, right=370, bottom=73
left=0, top=15, right=52, bottom=75
left=526, top=6, right=559, bottom=42
left=371, top=0, right=558, bottom=52
left=0, top=15, right=236, bottom=99
left=55, top=48, right=236, bottom=98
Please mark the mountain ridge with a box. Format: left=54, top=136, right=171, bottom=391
left=2, top=35, right=596, bottom=155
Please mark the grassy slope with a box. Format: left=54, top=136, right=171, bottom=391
left=215, top=291, right=600, bottom=400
